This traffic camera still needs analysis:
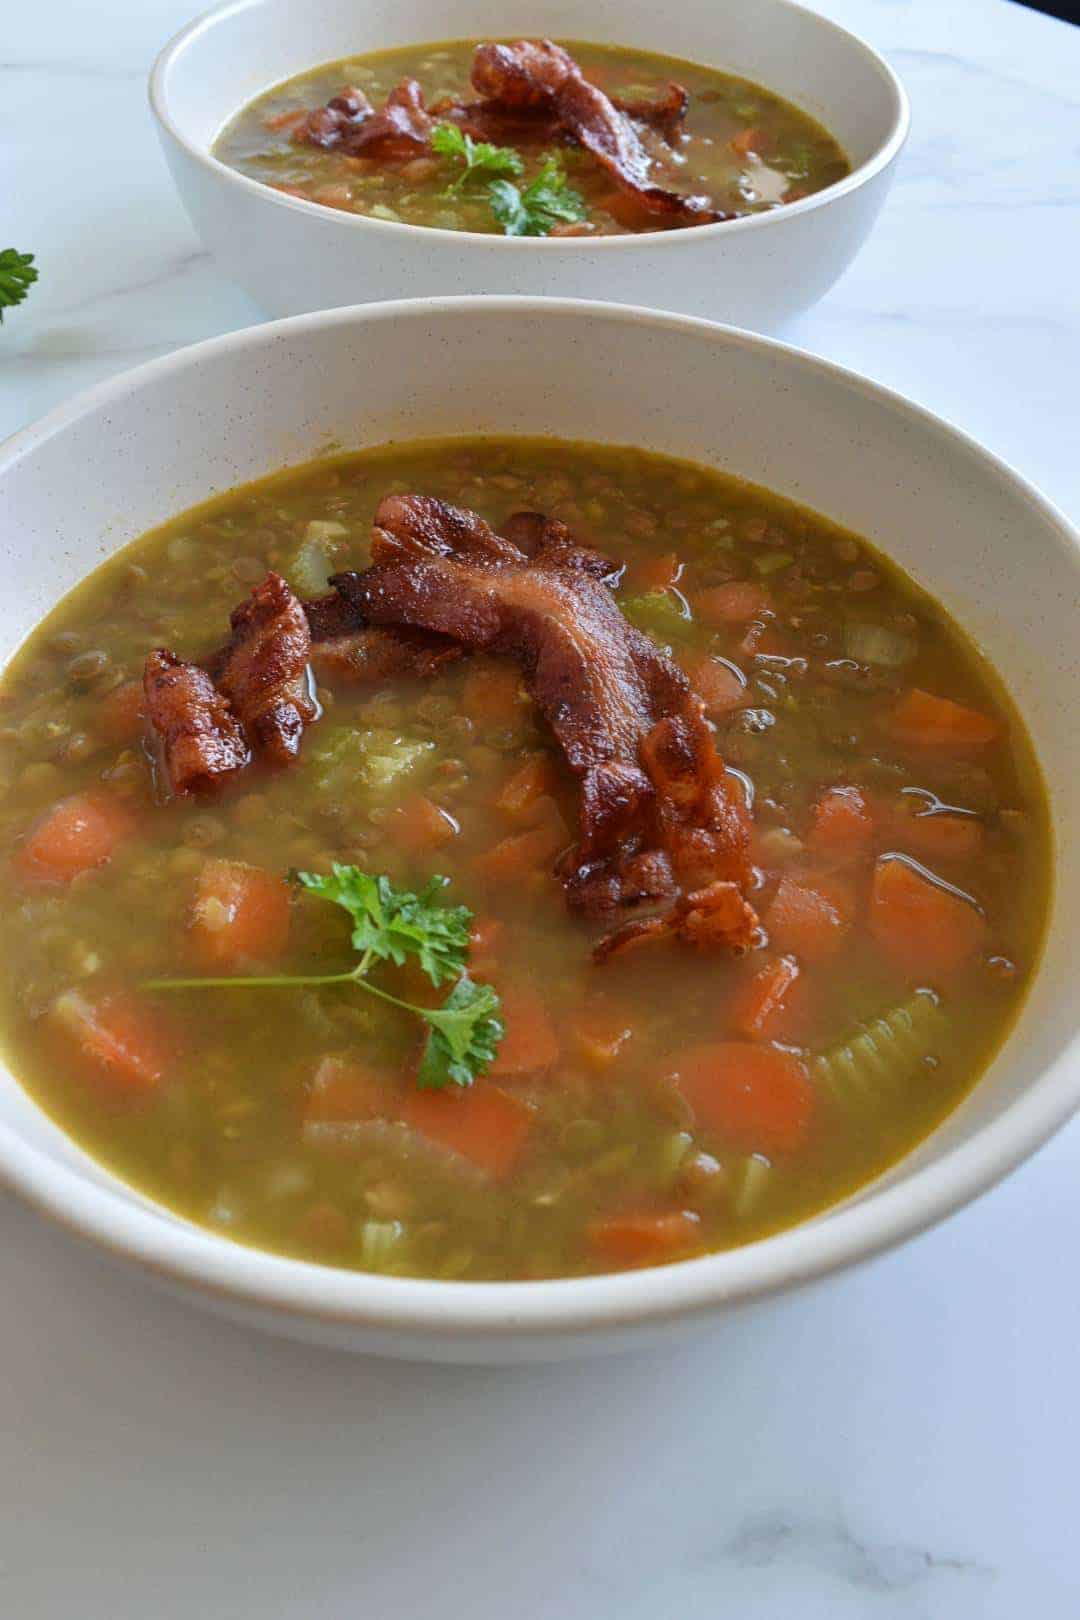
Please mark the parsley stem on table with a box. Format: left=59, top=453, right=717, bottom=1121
left=0, top=250, right=38, bottom=322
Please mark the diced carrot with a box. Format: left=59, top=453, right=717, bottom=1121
left=311, top=183, right=353, bottom=209
left=495, top=753, right=557, bottom=819
left=676, top=1041, right=814, bottom=1154
left=391, top=793, right=458, bottom=855
left=304, top=1055, right=385, bottom=1125
left=869, top=855, right=988, bottom=979
left=689, top=654, right=747, bottom=715
left=51, top=989, right=170, bottom=1096
left=97, top=679, right=145, bottom=745
left=629, top=552, right=681, bottom=592
left=694, top=581, right=770, bottom=627
left=893, top=806, right=985, bottom=865
left=765, top=873, right=852, bottom=962
left=469, top=914, right=504, bottom=965
left=807, top=786, right=874, bottom=859
left=732, top=954, right=801, bottom=1039
left=885, top=688, right=998, bottom=752
left=472, top=804, right=568, bottom=883
left=490, top=984, right=560, bottom=1077
left=400, top=1084, right=533, bottom=1179
left=264, top=106, right=308, bottom=133
left=297, top=1201, right=350, bottom=1249
left=462, top=661, right=523, bottom=731
left=730, top=127, right=764, bottom=157
left=573, top=999, right=635, bottom=1072
left=189, top=858, right=291, bottom=969
left=739, top=619, right=790, bottom=659
left=14, top=791, right=136, bottom=885
left=588, top=1209, right=703, bottom=1267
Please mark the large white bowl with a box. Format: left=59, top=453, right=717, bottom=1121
left=1, top=299, right=1077, bottom=1362
left=150, top=0, right=908, bottom=328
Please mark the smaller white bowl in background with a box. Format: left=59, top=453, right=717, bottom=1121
left=149, top=0, right=909, bottom=328
left=0, top=298, right=1077, bottom=1362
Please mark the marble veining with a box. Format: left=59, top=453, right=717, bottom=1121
left=0, top=2, right=1078, bottom=1617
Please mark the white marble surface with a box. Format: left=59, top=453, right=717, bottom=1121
left=1, top=1, right=1078, bottom=1615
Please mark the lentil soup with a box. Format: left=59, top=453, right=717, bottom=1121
left=214, top=38, right=850, bottom=236
left=0, top=438, right=1048, bottom=1280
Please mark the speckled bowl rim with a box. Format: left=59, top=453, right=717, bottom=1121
left=148, top=0, right=911, bottom=252
left=0, top=297, right=1076, bottom=1346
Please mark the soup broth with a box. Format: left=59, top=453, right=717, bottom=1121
left=0, top=438, right=1048, bottom=1279
left=215, top=38, right=850, bottom=235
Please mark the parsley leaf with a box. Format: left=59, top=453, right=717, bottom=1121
left=416, top=975, right=505, bottom=1090
left=432, top=122, right=524, bottom=192
left=297, top=865, right=469, bottom=988
left=487, top=156, right=587, bottom=237
left=0, top=250, right=38, bottom=322
left=144, top=863, right=503, bottom=1090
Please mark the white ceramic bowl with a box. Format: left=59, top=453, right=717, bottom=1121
left=149, top=0, right=908, bottom=328
left=1, top=299, right=1077, bottom=1362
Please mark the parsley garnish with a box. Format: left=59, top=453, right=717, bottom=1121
left=144, top=863, right=504, bottom=1090
left=0, top=250, right=38, bottom=322
left=432, top=122, right=524, bottom=192
left=487, top=156, right=587, bottom=237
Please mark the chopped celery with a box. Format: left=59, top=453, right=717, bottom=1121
left=311, top=725, right=434, bottom=797
left=620, top=590, right=692, bottom=643
left=753, top=552, right=793, bottom=577
left=731, top=1154, right=772, bottom=1218
left=358, top=1218, right=408, bottom=1270
left=813, top=990, right=946, bottom=1109
left=844, top=620, right=917, bottom=668
left=285, top=520, right=349, bottom=597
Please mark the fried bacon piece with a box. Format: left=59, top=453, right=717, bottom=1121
left=311, top=624, right=462, bottom=687
left=332, top=495, right=756, bottom=956
left=295, top=78, right=433, bottom=160
left=211, top=573, right=319, bottom=765
left=143, top=649, right=249, bottom=797
left=469, top=41, right=726, bottom=226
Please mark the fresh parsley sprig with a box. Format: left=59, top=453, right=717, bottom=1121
left=144, top=863, right=504, bottom=1091
left=0, top=250, right=38, bottom=322
left=487, top=156, right=587, bottom=238
left=432, top=122, right=524, bottom=192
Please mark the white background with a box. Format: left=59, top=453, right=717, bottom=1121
left=2, top=1, right=1078, bottom=1614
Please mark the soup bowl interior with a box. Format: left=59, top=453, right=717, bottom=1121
left=0, top=299, right=1076, bottom=1359
left=150, top=0, right=908, bottom=325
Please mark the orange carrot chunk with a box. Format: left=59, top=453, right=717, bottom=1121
left=392, top=793, right=458, bottom=855
left=869, top=855, right=988, bottom=978
left=885, top=688, right=998, bottom=751
left=588, top=1209, right=703, bottom=1267
left=730, top=127, right=764, bottom=157
left=894, top=807, right=984, bottom=864
left=694, top=581, right=770, bottom=628
left=51, top=989, right=170, bottom=1095
left=689, top=655, right=747, bottom=716
left=766, top=873, right=851, bottom=962
left=807, top=786, right=874, bottom=858
left=676, top=1041, right=814, bottom=1155
left=472, top=803, right=568, bottom=883
left=14, top=791, right=136, bottom=885
left=628, top=551, right=681, bottom=592
left=490, top=984, right=560, bottom=1078
left=189, top=858, right=291, bottom=969
left=400, top=1085, right=533, bottom=1179
left=495, top=753, right=557, bottom=819
left=304, top=1055, right=385, bottom=1125
left=732, top=954, right=801, bottom=1040
left=462, top=661, right=523, bottom=731
left=96, top=679, right=146, bottom=745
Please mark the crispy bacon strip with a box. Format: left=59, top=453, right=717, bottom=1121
left=310, top=624, right=462, bottom=687
left=143, top=649, right=249, bottom=797
left=295, top=78, right=433, bottom=161
left=212, top=573, right=318, bottom=766
left=470, top=41, right=726, bottom=225
left=333, top=495, right=756, bottom=955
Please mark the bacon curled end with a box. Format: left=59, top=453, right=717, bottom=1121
left=143, top=649, right=249, bottom=797
left=213, top=573, right=319, bottom=765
